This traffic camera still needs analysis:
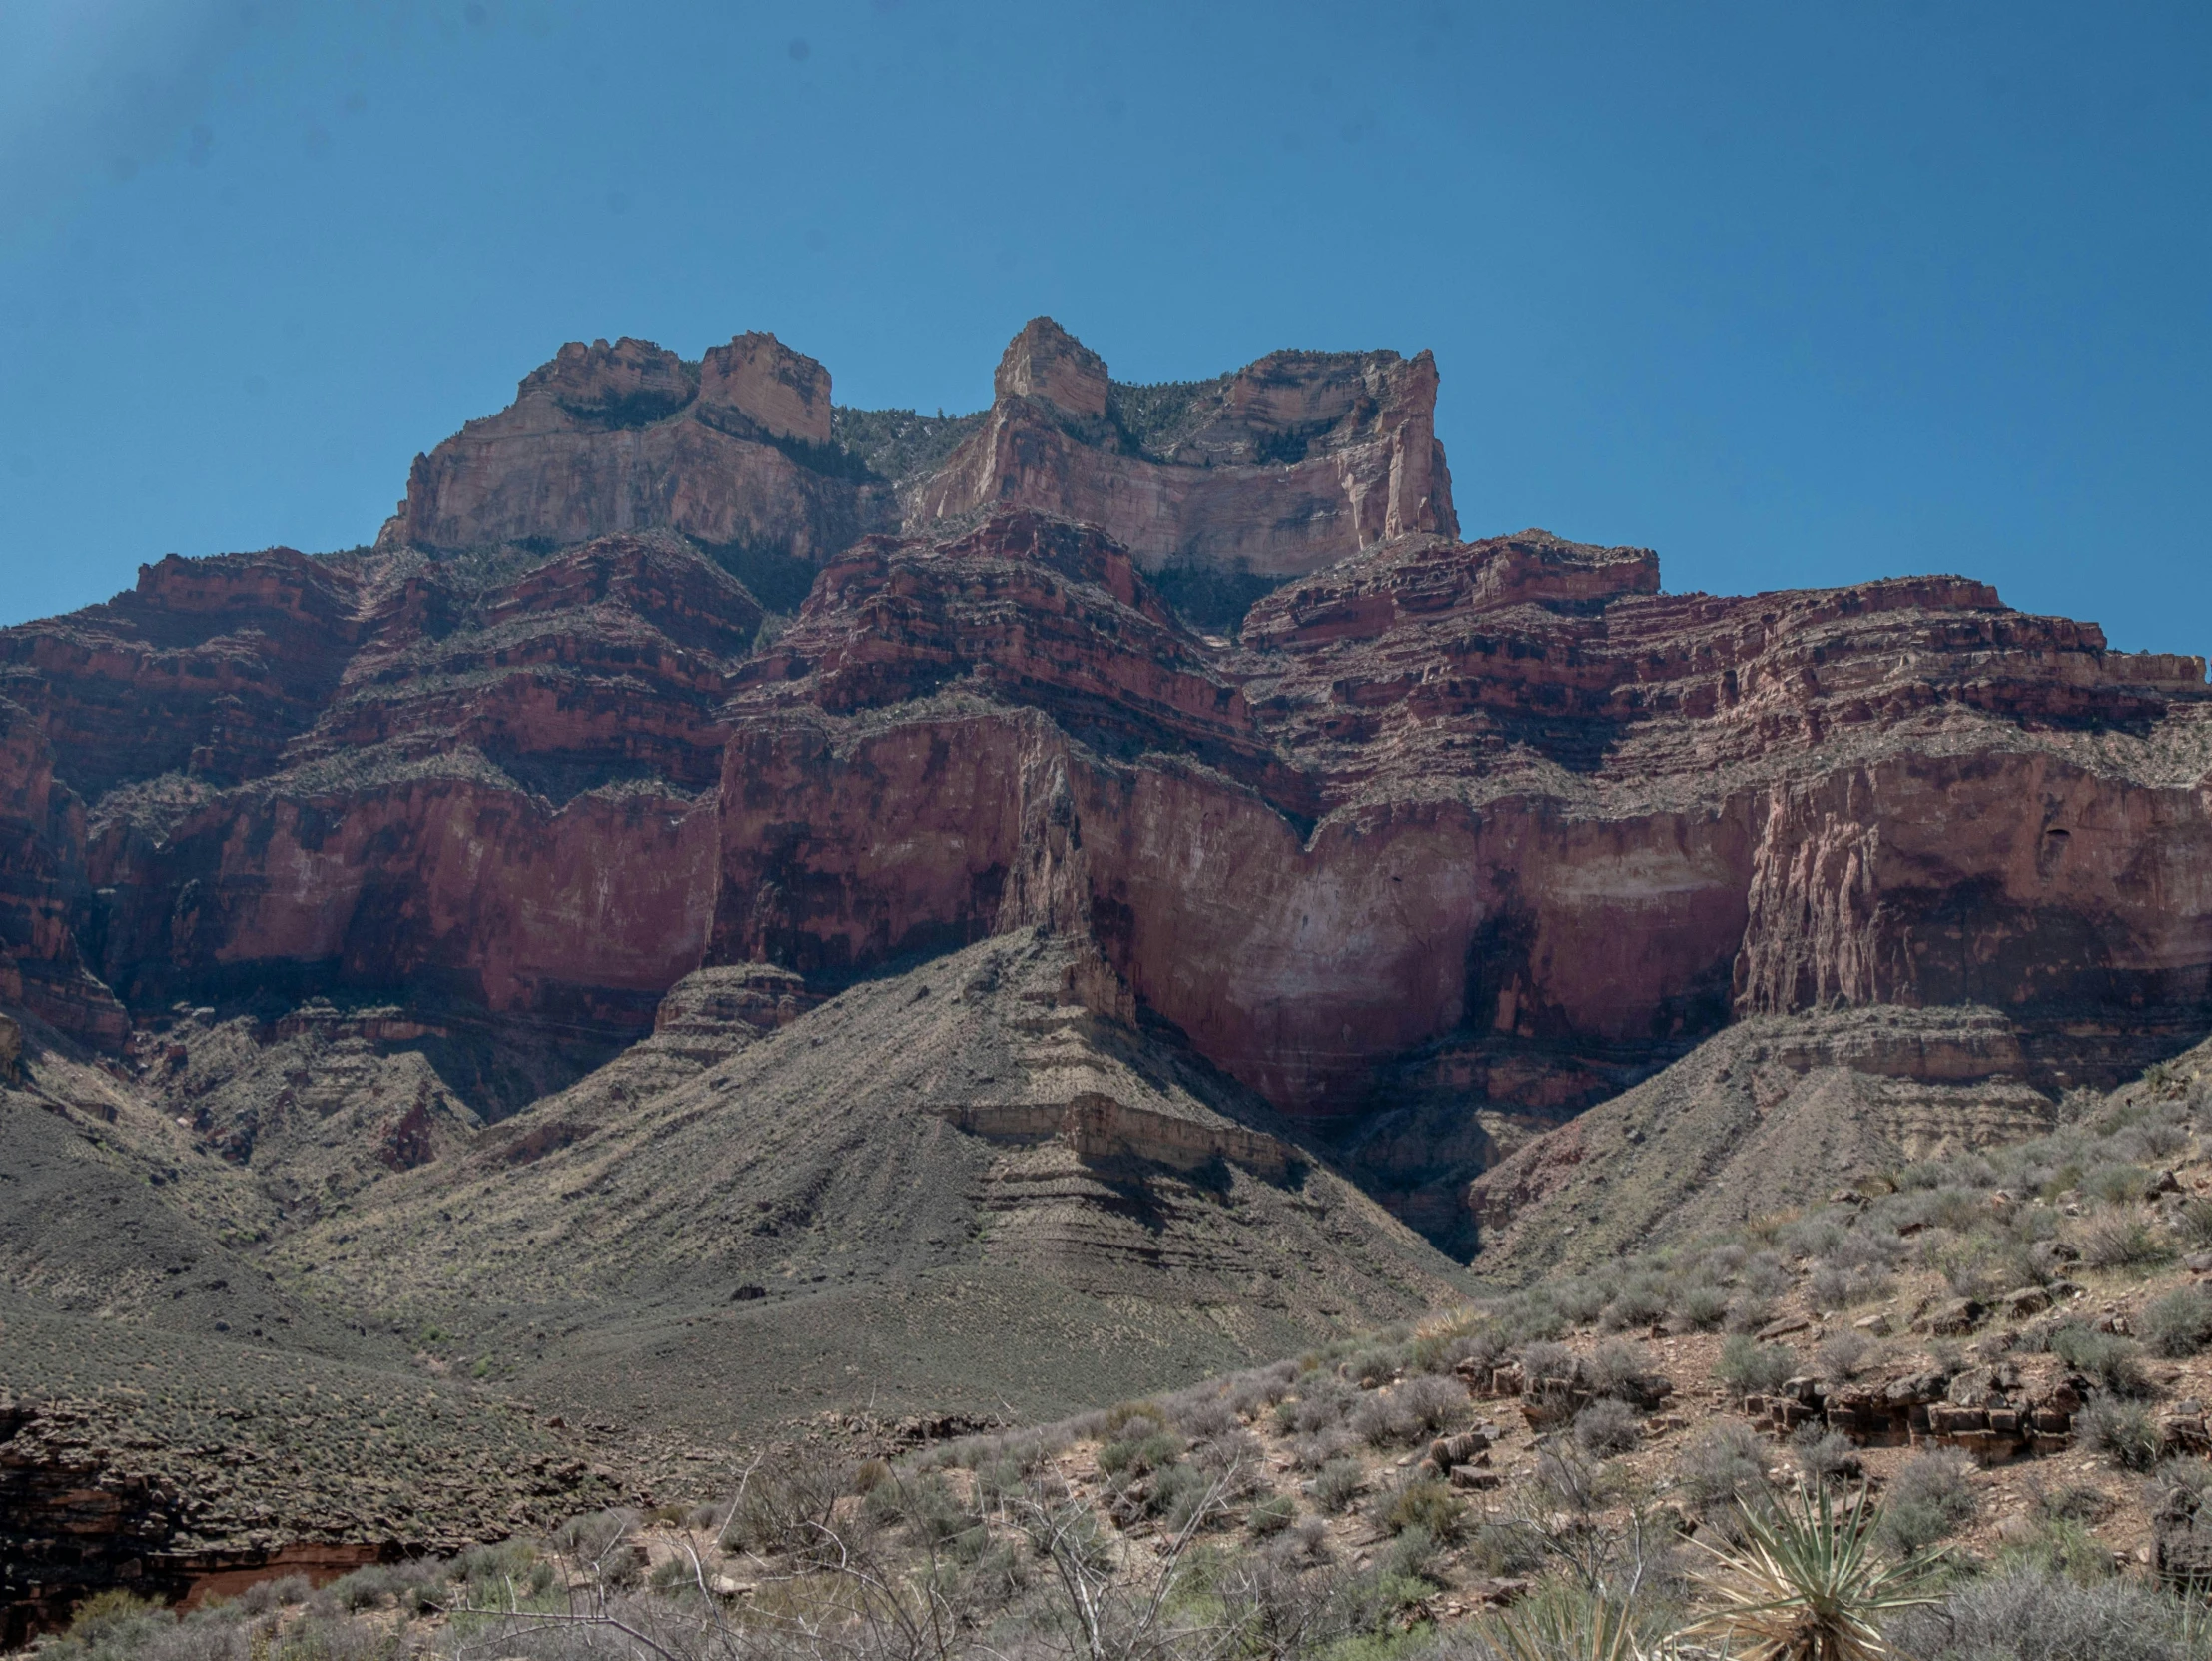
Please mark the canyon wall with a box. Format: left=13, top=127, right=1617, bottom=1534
left=5, top=319, right=2211, bottom=1225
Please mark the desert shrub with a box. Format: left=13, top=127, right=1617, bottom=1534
left=1383, top=1476, right=1467, bottom=1541
left=1290, top=1429, right=1354, bottom=1471
left=1890, top=1565, right=2207, bottom=1661
left=1779, top=1214, right=1847, bottom=1257
left=2086, top=1163, right=2153, bottom=1205
left=1349, top=1389, right=1419, bottom=1448
left=1740, top=1250, right=1796, bottom=1299
left=974, top=1455, right=1028, bottom=1502
left=1573, top=1398, right=1642, bottom=1457
left=1518, top=1340, right=1577, bottom=1383
left=861, top=1470, right=974, bottom=1542
left=1725, top=1294, right=1777, bottom=1333
left=233, top=1582, right=280, bottom=1618
left=1816, top=1329, right=1872, bottom=1380
left=2036, top=1479, right=2117, bottom=1523
left=1675, top=1281, right=1732, bottom=1331
left=1487, top=1290, right=1569, bottom=1347
left=1602, top=1274, right=1673, bottom=1331
left=1098, top=1425, right=1183, bottom=1477
left=1716, top=1333, right=1800, bottom=1394
left=1809, top=1261, right=1893, bottom=1308
left=649, top=1555, right=700, bottom=1594
left=1152, top=1460, right=1217, bottom=1531
left=1429, top=1323, right=1509, bottom=1377
left=1247, top=1493, right=1296, bottom=1536
left=2078, top=1213, right=2177, bottom=1270
left=1262, top=1513, right=1333, bottom=1571
left=1101, top=1399, right=1164, bottom=1436
left=1282, top=1381, right=1352, bottom=1435
left=2001, top=1513, right=2120, bottom=1586
left=2050, top=1323, right=2152, bottom=1397
left=1171, top=1393, right=1240, bottom=1440
left=1704, top=1243, right=1750, bottom=1279
left=1787, top=1423, right=1860, bottom=1483
left=1226, top=1372, right=1288, bottom=1418
left=454, top=1539, right=537, bottom=1594
left=1396, top=1373, right=1471, bottom=1435
left=1533, top=1441, right=1608, bottom=1515
left=721, top=1462, right=853, bottom=1563
left=846, top=1458, right=891, bottom=1499
left=65, top=1590, right=171, bottom=1645
left=2139, top=1116, right=2190, bottom=1158
left=1465, top=1518, right=1547, bottom=1578
left=1191, top=1425, right=1264, bottom=1477
left=1583, top=1338, right=1654, bottom=1400
left=1342, top=1345, right=1403, bottom=1388
left=2077, top=1396, right=2163, bottom=1472
left=1926, top=1227, right=2037, bottom=1299
left=1555, top=1277, right=1611, bottom=1324
left=1878, top=1450, right=1979, bottom=1557
left=1831, top=1227, right=1904, bottom=1269
left=2175, top=1198, right=2212, bottom=1247
left=389, top=1562, right=445, bottom=1617
left=1310, top=1457, right=1366, bottom=1513
left=326, top=1567, right=390, bottom=1612
left=1676, top=1420, right=1771, bottom=1515
left=2141, top=1285, right=2212, bottom=1357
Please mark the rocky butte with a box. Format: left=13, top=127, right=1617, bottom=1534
left=3, top=315, right=2211, bottom=1252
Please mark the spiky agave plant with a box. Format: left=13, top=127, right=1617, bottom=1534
left=1688, top=1480, right=1941, bottom=1661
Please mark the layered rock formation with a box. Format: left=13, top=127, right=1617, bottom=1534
left=1, top=533, right=761, bottom=1098
left=378, top=333, right=885, bottom=585
left=706, top=516, right=2212, bottom=1137
left=5, top=322, right=2212, bottom=1255
left=374, top=318, right=1456, bottom=624
left=906, top=317, right=1458, bottom=581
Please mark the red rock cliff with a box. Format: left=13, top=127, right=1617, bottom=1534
left=5, top=331, right=2211, bottom=1243
left=905, top=319, right=1458, bottom=578
left=377, top=333, right=890, bottom=570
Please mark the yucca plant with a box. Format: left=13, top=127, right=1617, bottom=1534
left=1687, top=1481, right=1940, bottom=1661
left=1480, top=1590, right=1657, bottom=1661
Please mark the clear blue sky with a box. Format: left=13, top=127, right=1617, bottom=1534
left=2, top=2, right=2207, bottom=654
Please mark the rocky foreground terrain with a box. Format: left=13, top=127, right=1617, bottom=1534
left=7, top=316, right=2212, bottom=1644
left=27, top=1046, right=2212, bottom=1660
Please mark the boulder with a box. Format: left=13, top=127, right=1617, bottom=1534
left=1927, top=1298, right=1985, bottom=1335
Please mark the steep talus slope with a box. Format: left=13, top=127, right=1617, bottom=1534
left=278, top=932, right=1469, bottom=1438
left=1463, top=1004, right=2070, bottom=1279
left=0, top=1007, right=360, bottom=1346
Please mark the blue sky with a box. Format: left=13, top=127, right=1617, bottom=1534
left=2, top=1, right=2207, bottom=654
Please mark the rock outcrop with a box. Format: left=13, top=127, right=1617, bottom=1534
left=377, top=334, right=891, bottom=595
left=906, top=318, right=1457, bottom=581
left=373, top=319, right=1457, bottom=622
